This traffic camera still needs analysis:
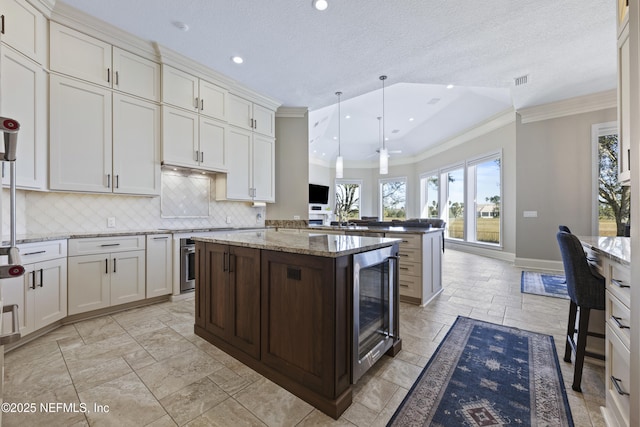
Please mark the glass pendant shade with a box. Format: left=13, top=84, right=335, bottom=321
left=379, top=148, right=388, bottom=175
left=336, top=155, right=344, bottom=178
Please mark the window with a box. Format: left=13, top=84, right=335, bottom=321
left=468, top=156, right=501, bottom=244
left=380, top=178, right=407, bottom=221
left=593, top=122, right=628, bottom=236
left=419, top=173, right=439, bottom=218
left=335, top=180, right=362, bottom=220
left=442, top=167, right=464, bottom=239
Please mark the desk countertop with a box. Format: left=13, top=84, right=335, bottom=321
left=579, top=236, right=630, bottom=265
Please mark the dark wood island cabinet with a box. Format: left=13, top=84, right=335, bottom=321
left=193, top=229, right=401, bottom=419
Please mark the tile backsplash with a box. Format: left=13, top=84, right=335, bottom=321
left=2, top=172, right=265, bottom=237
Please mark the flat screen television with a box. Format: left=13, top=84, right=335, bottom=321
left=309, top=184, right=330, bottom=204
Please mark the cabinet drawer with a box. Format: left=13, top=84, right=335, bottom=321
left=608, top=262, right=630, bottom=308
left=399, top=277, right=420, bottom=299
left=398, top=261, right=421, bottom=278
left=17, top=240, right=67, bottom=263
left=398, top=247, right=420, bottom=263
left=68, top=235, right=145, bottom=256
left=606, top=290, right=631, bottom=349
left=605, top=324, right=630, bottom=427
left=386, top=233, right=421, bottom=249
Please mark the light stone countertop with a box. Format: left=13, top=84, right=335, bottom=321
left=579, top=236, right=630, bottom=265
left=306, top=225, right=445, bottom=235
left=192, top=228, right=400, bottom=258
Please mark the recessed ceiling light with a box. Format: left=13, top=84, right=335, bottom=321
left=312, top=0, right=328, bottom=11
left=345, top=115, right=351, bottom=119
left=231, top=56, right=244, bottom=64
left=446, top=84, right=454, bottom=89
left=173, top=21, right=189, bottom=32
left=333, top=136, right=337, bottom=140
left=409, top=117, right=414, bottom=122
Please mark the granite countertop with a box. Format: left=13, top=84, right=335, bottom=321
left=306, top=225, right=445, bottom=235
left=579, top=236, right=630, bottom=265
left=192, top=229, right=401, bottom=258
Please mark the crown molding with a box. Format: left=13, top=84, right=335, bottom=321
left=413, top=109, right=516, bottom=162
left=29, top=0, right=55, bottom=16
left=518, top=90, right=616, bottom=124
left=276, top=107, right=308, bottom=118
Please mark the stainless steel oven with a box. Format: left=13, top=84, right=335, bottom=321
left=352, top=244, right=398, bottom=383
left=180, top=238, right=195, bottom=293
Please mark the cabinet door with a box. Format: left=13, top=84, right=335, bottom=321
left=0, top=46, right=46, bottom=189
left=162, top=65, right=199, bottom=111
left=223, top=126, right=252, bottom=200
left=68, top=254, right=110, bottom=315
left=204, top=243, right=230, bottom=338
left=110, top=250, right=146, bottom=306
left=113, top=94, right=160, bottom=195
left=229, top=246, right=260, bottom=358
left=252, top=103, right=275, bottom=137
left=112, top=47, right=160, bottom=101
left=0, top=0, right=47, bottom=63
left=199, top=79, right=227, bottom=121
left=146, top=235, right=173, bottom=297
left=252, top=134, right=275, bottom=202
left=50, top=75, right=112, bottom=192
left=199, top=116, right=227, bottom=172
left=618, top=27, right=631, bottom=183
left=50, top=22, right=111, bottom=87
left=227, top=94, right=252, bottom=130
left=1, top=266, right=32, bottom=336
left=33, top=258, right=67, bottom=330
left=161, top=106, right=199, bottom=168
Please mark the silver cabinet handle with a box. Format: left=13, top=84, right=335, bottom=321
left=0, top=305, right=21, bottom=344
left=194, top=150, right=200, bottom=162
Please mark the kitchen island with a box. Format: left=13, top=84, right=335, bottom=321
left=192, top=229, right=401, bottom=419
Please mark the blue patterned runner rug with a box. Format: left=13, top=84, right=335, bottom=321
left=388, top=316, right=573, bottom=426
left=521, top=271, right=569, bottom=299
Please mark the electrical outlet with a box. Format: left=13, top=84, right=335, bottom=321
left=256, top=213, right=263, bottom=223
left=293, top=215, right=300, bottom=220
left=226, top=216, right=232, bottom=224
left=107, top=217, right=116, bottom=228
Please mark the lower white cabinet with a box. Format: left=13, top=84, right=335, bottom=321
left=1, top=240, right=67, bottom=337
left=146, top=234, right=173, bottom=297
left=68, top=236, right=145, bottom=315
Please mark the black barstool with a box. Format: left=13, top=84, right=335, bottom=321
left=556, top=231, right=605, bottom=392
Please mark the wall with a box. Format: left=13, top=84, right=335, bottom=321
left=268, top=108, right=309, bottom=220
left=2, top=171, right=263, bottom=238
left=515, top=107, right=616, bottom=265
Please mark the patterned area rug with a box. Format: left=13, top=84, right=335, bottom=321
left=521, top=271, right=569, bottom=299
left=388, top=316, right=573, bottom=426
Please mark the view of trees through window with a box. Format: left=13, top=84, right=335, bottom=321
left=380, top=179, right=406, bottom=220
left=473, top=158, right=501, bottom=244
left=335, top=182, right=361, bottom=220
left=599, top=134, right=629, bottom=236
left=446, top=169, right=464, bottom=239
left=420, top=175, right=439, bottom=218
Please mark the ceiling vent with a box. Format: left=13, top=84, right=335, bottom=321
left=514, top=74, right=529, bottom=86
left=391, top=129, right=400, bottom=134
left=427, top=97, right=441, bottom=105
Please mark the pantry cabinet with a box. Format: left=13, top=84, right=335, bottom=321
left=0, top=44, right=47, bottom=189
left=146, top=234, right=173, bottom=297
left=0, top=0, right=47, bottom=64
left=215, top=126, right=274, bottom=202
left=68, top=236, right=146, bottom=315
left=1, top=240, right=67, bottom=337
left=50, top=22, right=160, bottom=101
left=228, top=94, right=275, bottom=137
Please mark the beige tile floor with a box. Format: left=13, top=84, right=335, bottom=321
left=2, top=249, right=605, bottom=426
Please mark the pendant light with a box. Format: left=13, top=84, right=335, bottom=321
left=335, top=91, right=344, bottom=179
left=379, top=75, right=389, bottom=175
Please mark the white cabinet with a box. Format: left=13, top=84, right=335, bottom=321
left=162, top=105, right=227, bottom=172
left=50, top=74, right=160, bottom=195
left=385, top=231, right=443, bottom=306
left=1, top=240, right=67, bottom=337
left=618, top=24, right=631, bottom=184
left=146, top=234, right=172, bottom=297
left=162, top=65, right=227, bottom=121
left=228, top=94, right=275, bottom=137
left=216, top=126, right=274, bottom=202
left=50, top=22, right=160, bottom=101
left=0, top=0, right=47, bottom=64
left=68, top=236, right=146, bottom=315
left=0, top=44, right=47, bottom=189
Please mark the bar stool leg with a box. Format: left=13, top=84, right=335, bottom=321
left=564, top=300, right=577, bottom=363
left=572, top=306, right=591, bottom=392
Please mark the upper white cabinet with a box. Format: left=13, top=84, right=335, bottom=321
left=216, top=127, right=274, bottom=202
left=162, top=64, right=227, bottom=121
left=0, top=44, right=47, bottom=189
left=0, top=0, right=47, bottom=64
left=228, top=94, right=275, bottom=137
left=50, top=74, right=160, bottom=195
left=617, top=23, right=630, bottom=184
left=50, top=22, right=160, bottom=101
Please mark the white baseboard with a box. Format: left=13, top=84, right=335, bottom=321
left=514, top=257, right=563, bottom=273
left=446, top=242, right=515, bottom=263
